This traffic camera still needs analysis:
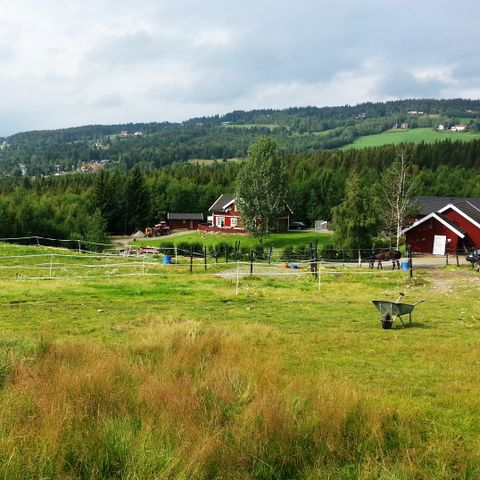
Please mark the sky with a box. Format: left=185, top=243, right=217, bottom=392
left=0, top=0, right=479, bottom=136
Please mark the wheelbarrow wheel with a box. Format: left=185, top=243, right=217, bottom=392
left=381, top=314, right=393, bottom=329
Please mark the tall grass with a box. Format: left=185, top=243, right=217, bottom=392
left=0, top=320, right=476, bottom=479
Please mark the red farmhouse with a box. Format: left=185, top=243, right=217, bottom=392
left=201, top=194, right=290, bottom=234
left=402, top=201, right=480, bottom=254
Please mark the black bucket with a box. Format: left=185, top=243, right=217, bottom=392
left=381, top=314, right=393, bottom=329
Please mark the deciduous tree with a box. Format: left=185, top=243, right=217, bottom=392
left=236, top=138, right=287, bottom=241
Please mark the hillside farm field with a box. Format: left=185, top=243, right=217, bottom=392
left=342, top=127, right=480, bottom=150
left=0, top=244, right=480, bottom=478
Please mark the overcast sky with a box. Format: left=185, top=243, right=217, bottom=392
left=0, top=0, right=479, bottom=135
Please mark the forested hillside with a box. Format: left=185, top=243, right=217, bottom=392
left=1, top=139, right=480, bottom=243
left=1, top=98, right=480, bottom=176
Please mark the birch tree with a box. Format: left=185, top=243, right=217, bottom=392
left=381, top=152, right=415, bottom=250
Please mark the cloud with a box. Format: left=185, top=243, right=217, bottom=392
left=0, top=0, right=478, bottom=134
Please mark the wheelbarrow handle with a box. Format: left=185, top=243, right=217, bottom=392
left=414, top=299, right=427, bottom=306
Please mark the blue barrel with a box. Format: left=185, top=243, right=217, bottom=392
left=290, top=263, right=298, bottom=269
left=401, top=261, right=409, bottom=270
left=163, top=255, right=171, bottom=265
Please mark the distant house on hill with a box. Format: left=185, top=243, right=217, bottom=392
left=450, top=124, right=468, bottom=132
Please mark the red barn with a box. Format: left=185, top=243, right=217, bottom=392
left=402, top=201, right=480, bottom=254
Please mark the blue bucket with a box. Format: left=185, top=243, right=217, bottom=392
left=401, top=261, right=409, bottom=270
left=163, top=255, right=171, bottom=265
left=290, top=263, right=298, bottom=269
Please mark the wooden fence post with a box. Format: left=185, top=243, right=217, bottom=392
left=204, top=246, right=207, bottom=271
left=190, top=246, right=194, bottom=273
left=408, top=245, right=413, bottom=278
left=250, top=250, right=254, bottom=275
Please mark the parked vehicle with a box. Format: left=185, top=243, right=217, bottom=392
left=466, top=249, right=480, bottom=264
left=289, top=221, right=307, bottom=230
left=145, top=221, right=171, bottom=237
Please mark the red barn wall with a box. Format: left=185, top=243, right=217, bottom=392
left=169, top=219, right=202, bottom=230
left=442, top=208, right=480, bottom=249
left=406, top=217, right=459, bottom=253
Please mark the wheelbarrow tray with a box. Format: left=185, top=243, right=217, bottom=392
left=372, top=300, right=416, bottom=316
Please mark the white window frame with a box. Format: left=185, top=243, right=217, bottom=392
left=216, top=216, right=225, bottom=227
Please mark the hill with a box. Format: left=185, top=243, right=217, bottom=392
left=1, top=98, right=480, bottom=176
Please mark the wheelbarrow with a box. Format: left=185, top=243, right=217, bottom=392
left=372, top=293, right=426, bottom=329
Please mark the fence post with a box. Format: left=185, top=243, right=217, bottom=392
left=456, top=252, right=459, bottom=268
left=49, top=254, right=53, bottom=278
left=250, top=250, right=254, bottom=275
left=77, top=240, right=82, bottom=253
left=308, top=241, right=315, bottom=278
left=446, top=249, right=449, bottom=266
left=190, top=246, right=194, bottom=273
left=204, top=246, right=207, bottom=271
left=225, top=248, right=228, bottom=264
left=269, top=245, right=273, bottom=264
left=174, top=245, right=178, bottom=264
left=314, top=240, right=319, bottom=279
left=214, top=246, right=218, bottom=264
left=407, top=245, right=413, bottom=278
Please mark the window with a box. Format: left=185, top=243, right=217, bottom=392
left=231, top=217, right=238, bottom=228
left=216, top=216, right=225, bottom=227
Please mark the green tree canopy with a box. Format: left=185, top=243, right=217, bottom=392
left=332, top=175, right=381, bottom=251
left=235, top=138, right=287, bottom=241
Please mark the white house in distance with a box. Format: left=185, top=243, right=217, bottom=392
left=450, top=124, right=468, bottom=132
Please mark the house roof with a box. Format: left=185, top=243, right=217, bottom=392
left=410, top=196, right=480, bottom=216
left=208, top=194, right=236, bottom=212
left=438, top=201, right=480, bottom=229
left=167, top=212, right=204, bottom=220
left=401, top=212, right=466, bottom=238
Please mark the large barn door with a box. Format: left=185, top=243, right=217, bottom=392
left=433, top=235, right=447, bottom=255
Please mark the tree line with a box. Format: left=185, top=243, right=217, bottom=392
left=0, top=139, right=479, bottom=248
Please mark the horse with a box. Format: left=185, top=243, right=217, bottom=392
left=368, top=250, right=401, bottom=269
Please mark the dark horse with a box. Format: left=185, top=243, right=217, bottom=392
left=368, top=249, right=401, bottom=269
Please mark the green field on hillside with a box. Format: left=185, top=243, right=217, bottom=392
left=0, top=242, right=480, bottom=478
left=223, top=123, right=280, bottom=130
left=342, top=127, right=480, bottom=149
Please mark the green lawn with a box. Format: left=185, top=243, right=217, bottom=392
left=342, top=127, right=480, bottom=149
left=0, top=243, right=480, bottom=477
left=136, top=231, right=333, bottom=251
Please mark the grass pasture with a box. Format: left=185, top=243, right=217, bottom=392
left=342, top=127, right=480, bottom=149
left=137, top=231, right=333, bottom=251
left=0, top=243, right=479, bottom=478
